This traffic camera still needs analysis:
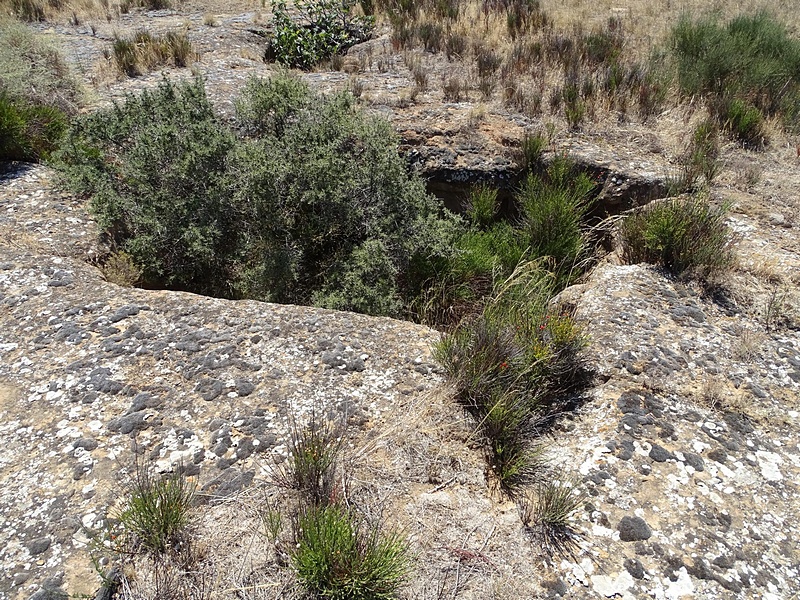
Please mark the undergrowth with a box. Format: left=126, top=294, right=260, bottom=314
left=0, top=17, right=79, bottom=160
left=618, top=195, right=736, bottom=278
left=670, top=11, right=800, bottom=146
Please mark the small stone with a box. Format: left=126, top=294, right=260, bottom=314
left=707, top=448, right=727, bottom=463
left=235, top=378, right=256, bottom=397
left=196, top=378, right=224, bottom=401
left=617, top=516, right=652, bottom=542
left=624, top=557, right=645, bottom=579
left=26, top=536, right=51, bottom=555
left=648, top=443, right=675, bottom=463
left=682, top=451, right=705, bottom=472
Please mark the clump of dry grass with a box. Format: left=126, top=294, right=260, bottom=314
left=105, top=29, right=194, bottom=77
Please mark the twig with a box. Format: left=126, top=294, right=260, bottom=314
left=429, top=475, right=457, bottom=493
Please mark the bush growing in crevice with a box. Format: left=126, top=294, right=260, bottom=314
left=618, top=195, right=736, bottom=278
left=56, top=73, right=461, bottom=317
left=55, top=78, right=238, bottom=296
left=434, top=261, right=592, bottom=493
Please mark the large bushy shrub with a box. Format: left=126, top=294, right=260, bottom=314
left=230, top=75, right=459, bottom=313
left=56, top=79, right=238, bottom=295
left=56, top=74, right=460, bottom=316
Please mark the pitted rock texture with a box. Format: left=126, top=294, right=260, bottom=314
left=4, top=5, right=800, bottom=597
left=0, top=165, right=442, bottom=598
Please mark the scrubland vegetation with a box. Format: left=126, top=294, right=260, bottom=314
left=2, top=0, right=793, bottom=595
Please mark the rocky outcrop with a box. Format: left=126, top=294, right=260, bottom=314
left=4, top=8, right=800, bottom=599
left=0, top=164, right=442, bottom=598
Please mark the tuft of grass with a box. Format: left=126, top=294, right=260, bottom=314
left=275, top=410, right=344, bottom=506
left=519, top=474, right=584, bottom=556
left=520, top=129, right=547, bottom=169
left=669, top=118, right=720, bottom=193
left=108, top=29, right=194, bottom=77
left=517, top=154, right=595, bottom=275
left=291, top=503, right=410, bottom=600
left=465, top=184, right=499, bottom=230
left=720, top=97, right=765, bottom=148
left=619, top=195, right=736, bottom=278
left=117, top=467, right=196, bottom=555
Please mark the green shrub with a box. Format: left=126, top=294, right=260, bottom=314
left=0, top=93, right=67, bottom=161
left=55, top=78, right=238, bottom=295
left=235, top=70, right=313, bottom=136
left=520, top=130, right=547, bottom=169
left=434, top=262, right=590, bottom=492
left=291, top=503, right=410, bottom=600
left=619, top=196, right=736, bottom=277
left=0, top=17, right=78, bottom=160
left=57, top=74, right=460, bottom=317
left=118, top=468, right=195, bottom=555
left=229, top=74, right=460, bottom=315
left=671, top=118, right=719, bottom=192
left=670, top=12, right=800, bottom=138
left=268, top=0, right=374, bottom=70
left=517, top=154, right=595, bottom=274
left=465, top=184, right=499, bottom=230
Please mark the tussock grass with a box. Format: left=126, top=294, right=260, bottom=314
left=107, top=29, right=194, bottom=77
left=273, top=410, right=344, bottom=506
left=291, top=503, right=410, bottom=600
left=117, top=467, right=196, bottom=555
left=434, top=261, right=591, bottom=493
left=519, top=474, right=584, bottom=557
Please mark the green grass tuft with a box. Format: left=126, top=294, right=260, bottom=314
left=118, top=468, right=195, bottom=555
left=291, top=503, right=410, bottom=600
